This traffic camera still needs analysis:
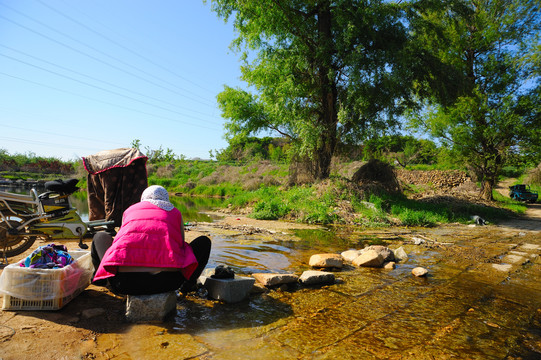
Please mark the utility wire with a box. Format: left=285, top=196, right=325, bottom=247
left=0, top=123, right=125, bottom=148
left=0, top=10, right=215, bottom=108
left=0, top=71, right=221, bottom=132
left=0, top=44, right=220, bottom=123
left=0, top=50, right=221, bottom=126
left=0, top=136, right=109, bottom=152
left=39, top=0, right=217, bottom=96
left=0, top=1, right=215, bottom=105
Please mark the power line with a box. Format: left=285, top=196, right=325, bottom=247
left=0, top=135, right=109, bottom=153
left=0, top=123, right=125, bottom=148
left=39, top=0, right=217, bottom=96
left=0, top=71, right=222, bottom=132
left=0, top=9, right=216, bottom=108
left=0, top=50, right=222, bottom=126
left=0, top=44, right=221, bottom=123
left=0, top=1, right=215, bottom=105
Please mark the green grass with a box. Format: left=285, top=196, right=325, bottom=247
left=493, top=190, right=528, bottom=214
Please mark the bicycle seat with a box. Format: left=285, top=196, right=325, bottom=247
left=44, top=179, right=79, bottom=194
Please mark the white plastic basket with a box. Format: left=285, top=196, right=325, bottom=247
left=0, top=250, right=92, bottom=310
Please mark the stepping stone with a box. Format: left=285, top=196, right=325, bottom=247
left=352, top=249, right=384, bottom=268
left=492, top=263, right=513, bottom=272
left=520, top=244, right=540, bottom=251
left=362, top=245, right=395, bottom=262
left=341, top=250, right=362, bottom=262
left=503, top=254, right=527, bottom=265
left=252, top=273, right=299, bottom=287
left=125, top=292, right=177, bottom=323
left=298, top=270, right=335, bottom=285
left=199, top=276, right=255, bottom=303
left=309, top=254, right=343, bottom=268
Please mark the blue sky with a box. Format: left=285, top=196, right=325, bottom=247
left=0, top=0, right=244, bottom=161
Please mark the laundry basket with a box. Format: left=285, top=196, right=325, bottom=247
left=0, top=250, right=92, bottom=310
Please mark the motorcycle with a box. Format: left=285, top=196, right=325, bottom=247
left=0, top=179, right=114, bottom=262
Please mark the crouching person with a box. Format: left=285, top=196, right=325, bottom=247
left=91, top=185, right=211, bottom=295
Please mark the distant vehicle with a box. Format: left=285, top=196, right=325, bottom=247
left=509, top=184, right=538, bottom=203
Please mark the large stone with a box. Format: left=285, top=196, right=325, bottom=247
left=520, top=243, right=540, bottom=251
left=252, top=273, right=299, bottom=287
left=125, top=292, right=177, bottom=323
left=362, top=245, right=395, bottom=262
left=298, top=270, right=335, bottom=285
left=341, top=250, right=362, bottom=262
left=503, top=254, right=528, bottom=265
left=492, top=263, right=513, bottom=272
left=352, top=250, right=384, bottom=268
left=412, top=267, right=428, bottom=277
left=309, top=254, right=343, bottom=268
left=199, top=276, right=255, bottom=303
left=393, top=246, right=408, bottom=262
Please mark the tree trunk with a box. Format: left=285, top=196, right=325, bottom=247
left=313, top=4, right=338, bottom=180
left=480, top=179, right=494, bottom=201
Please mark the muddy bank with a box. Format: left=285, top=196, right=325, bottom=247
left=1, top=217, right=540, bottom=359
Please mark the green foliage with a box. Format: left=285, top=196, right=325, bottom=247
left=408, top=0, right=541, bottom=200
left=362, top=135, right=439, bottom=166
left=500, top=166, right=527, bottom=179
left=211, top=0, right=419, bottom=179
left=252, top=197, right=290, bottom=220
left=391, top=204, right=444, bottom=227
left=130, top=140, right=183, bottom=164
left=0, top=148, right=75, bottom=176
left=145, top=146, right=178, bottom=164
left=143, top=158, right=521, bottom=227
left=130, top=139, right=142, bottom=150
left=492, top=191, right=527, bottom=214
left=214, top=136, right=290, bottom=163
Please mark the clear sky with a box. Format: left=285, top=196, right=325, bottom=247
left=0, top=0, right=244, bottom=161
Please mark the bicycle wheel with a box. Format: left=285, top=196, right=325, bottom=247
left=0, top=219, right=36, bottom=258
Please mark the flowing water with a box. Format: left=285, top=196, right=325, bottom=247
left=5, top=188, right=541, bottom=358
left=98, top=195, right=541, bottom=359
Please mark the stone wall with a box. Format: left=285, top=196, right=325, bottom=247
left=394, top=169, right=470, bottom=189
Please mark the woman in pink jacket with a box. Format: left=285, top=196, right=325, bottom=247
left=91, top=185, right=211, bottom=295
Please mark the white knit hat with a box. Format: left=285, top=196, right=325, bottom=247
left=141, top=185, right=175, bottom=211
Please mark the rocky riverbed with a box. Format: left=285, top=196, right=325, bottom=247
left=0, top=213, right=540, bottom=359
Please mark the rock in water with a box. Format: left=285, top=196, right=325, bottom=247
left=412, top=267, right=428, bottom=277
left=352, top=250, right=384, bottom=268
left=309, top=254, right=343, bottom=268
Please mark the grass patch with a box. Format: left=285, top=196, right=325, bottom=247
left=493, top=191, right=527, bottom=214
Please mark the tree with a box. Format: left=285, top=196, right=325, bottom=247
left=362, top=134, right=438, bottom=166
left=408, top=0, right=541, bottom=200
left=210, top=0, right=416, bottom=180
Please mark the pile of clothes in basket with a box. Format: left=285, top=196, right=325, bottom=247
left=20, top=244, right=73, bottom=269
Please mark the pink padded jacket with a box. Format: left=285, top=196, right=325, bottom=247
left=93, top=201, right=198, bottom=281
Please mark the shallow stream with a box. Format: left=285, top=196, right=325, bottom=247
left=5, top=188, right=541, bottom=358
left=100, top=196, right=541, bottom=359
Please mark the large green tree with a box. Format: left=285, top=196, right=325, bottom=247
left=210, top=0, right=416, bottom=180
left=408, top=0, right=540, bottom=200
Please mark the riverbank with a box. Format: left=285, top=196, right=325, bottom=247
left=1, top=213, right=540, bottom=359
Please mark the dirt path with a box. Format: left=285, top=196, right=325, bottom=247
left=495, top=178, right=541, bottom=232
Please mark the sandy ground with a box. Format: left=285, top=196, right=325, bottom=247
left=0, top=184, right=540, bottom=359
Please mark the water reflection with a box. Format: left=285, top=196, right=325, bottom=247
left=169, top=195, right=225, bottom=223
left=207, top=234, right=293, bottom=274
